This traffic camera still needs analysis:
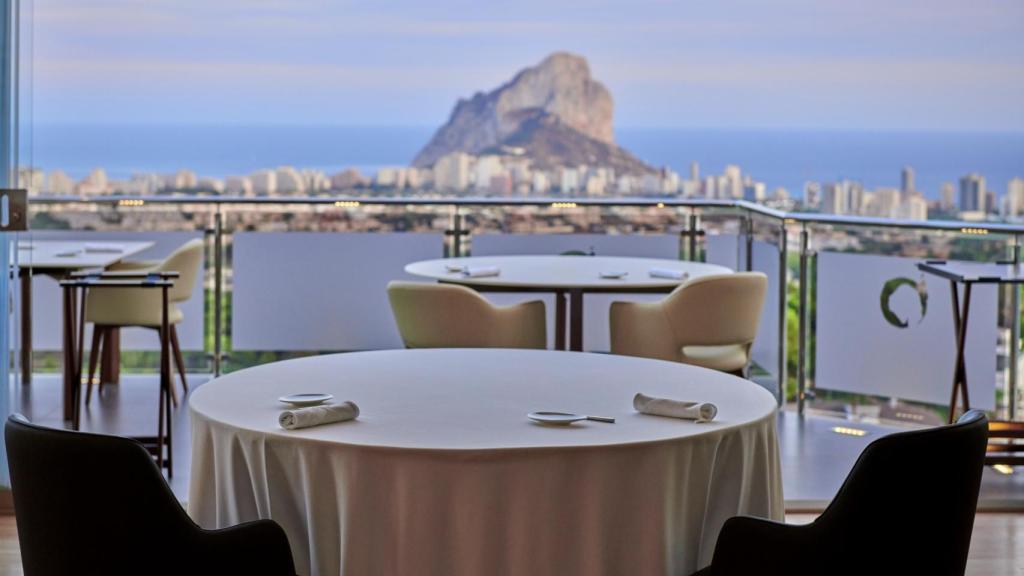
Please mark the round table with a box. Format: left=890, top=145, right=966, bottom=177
left=188, top=349, right=782, bottom=576
left=405, top=256, right=732, bottom=351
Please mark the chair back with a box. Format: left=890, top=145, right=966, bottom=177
left=387, top=281, right=545, bottom=349
left=663, top=272, right=767, bottom=347
left=813, top=410, right=989, bottom=574
left=157, top=239, right=204, bottom=302
left=5, top=415, right=198, bottom=574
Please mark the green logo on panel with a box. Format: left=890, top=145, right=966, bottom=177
left=880, top=276, right=928, bottom=329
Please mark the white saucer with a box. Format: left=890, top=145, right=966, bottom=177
left=599, top=271, right=629, bottom=279
left=528, top=411, right=587, bottom=425
left=279, top=393, right=333, bottom=407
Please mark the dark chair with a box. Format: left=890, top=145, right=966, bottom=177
left=694, top=410, right=988, bottom=576
left=5, top=415, right=296, bottom=576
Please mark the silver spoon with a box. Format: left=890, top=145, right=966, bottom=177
left=528, top=411, right=616, bottom=425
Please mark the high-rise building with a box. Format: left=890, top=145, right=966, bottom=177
left=225, top=176, right=253, bottom=196
left=804, top=182, right=821, bottom=208
left=844, top=180, right=864, bottom=214
left=250, top=170, right=277, bottom=195
left=723, top=165, right=742, bottom=199
left=559, top=167, right=580, bottom=193
left=1006, top=177, right=1024, bottom=218
left=275, top=167, right=305, bottom=194
left=742, top=180, right=765, bottom=202
left=433, top=152, right=471, bottom=192
left=958, top=173, right=986, bottom=213
left=899, top=192, right=928, bottom=220
left=822, top=183, right=845, bottom=214
left=940, top=182, right=955, bottom=211
left=474, top=156, right=504, bottom=191
left=689, top=161, right=699, bottom=183
left=901, top=166, right=915, bottom=194
left=46, top=170, right=74, bottom=195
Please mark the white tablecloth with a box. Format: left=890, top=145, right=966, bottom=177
left=188, top=349, right=782, bottom=576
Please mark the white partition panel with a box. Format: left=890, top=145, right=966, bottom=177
left=816, top=251, right=996, bottom=409
left=750, top=241, right=781, bottom=375
left=471, top=233, right=678, bottom=352
left=232, top=232, right=444, bottom=351
left=706, top=233, right=743, bottom=271
left=26, top=231, right=205, bottom=351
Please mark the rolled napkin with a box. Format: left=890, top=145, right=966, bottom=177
left=633, top=393, right=717, bottom=423
left=463, top=266, right=500, bottom=278
left=279, top=401, right=360, bottom=430
left=649, top=268, right=688, bottom=280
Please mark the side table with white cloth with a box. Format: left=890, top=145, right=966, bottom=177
left=405, top=255, right=732, bottom=351
left=188, top=349, right=783, bottom=576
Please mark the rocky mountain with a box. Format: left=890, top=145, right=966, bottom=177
left=412, top=52, right=654, bottom=175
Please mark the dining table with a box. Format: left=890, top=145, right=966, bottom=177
left=16, top=239, right=154, bottom=389
left=15, top=237, right=153, bottom=385
left=404, top=255, right=732, bottom=351
left=188, top=348, right=783, bottom=576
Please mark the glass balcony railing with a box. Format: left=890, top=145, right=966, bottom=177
left=24, top=195, right=1024, bottom=426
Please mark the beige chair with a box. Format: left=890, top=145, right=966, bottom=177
left=609, top=272, right=767, bottom=375
left=84, top=239, right=204, bottom=404
left=387, top=281, right=546, bottom=349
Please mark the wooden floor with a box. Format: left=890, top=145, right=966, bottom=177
left=0, top=513, right=1016, bottom=574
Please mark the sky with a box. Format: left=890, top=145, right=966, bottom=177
left=25, top=0, right=1024, bottom=131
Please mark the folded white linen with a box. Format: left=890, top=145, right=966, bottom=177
left=279, top=401, right=360, bottom=430
left=463, top=266, right=500, bottom=278
left=633, top=393, right=717, bottom=423
left=648, top=268, right=688, bottom=280
left=84, top=243, right=124, bottom=253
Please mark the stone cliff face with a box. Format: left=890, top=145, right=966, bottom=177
left=412, top=52, right=653, bottom=175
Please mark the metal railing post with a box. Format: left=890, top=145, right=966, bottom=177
left=797, top=226, right=809, bottom=416
left=448, top=205, right=464, bottom=258
left=213, top=207, right=223, bottom=377
left=777, top=220, right=788, bottom=407
left=744, top=214, right=754, bottom=272
left=688, top=212, right=699, bottom=262
left=1010, top=234, right=1021, bottom=420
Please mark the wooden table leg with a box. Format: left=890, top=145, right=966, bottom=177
left=61, top=285, right=78, bottom=426
left=20, top=271, right=31, bottom=384
left=569, top=289, right=584, bottom=352
left=554, top=290, right=566, bottom=350
left=100, top=327, right=121, bottom=384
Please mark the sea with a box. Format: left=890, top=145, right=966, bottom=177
left=24, top=124, right=1024, bottom=199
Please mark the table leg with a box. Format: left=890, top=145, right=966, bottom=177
left=61, top=285, right=78, bottom=425
left=554, top=290, right=566, bottom=350
left=20, top=271, right=31, bottom=384
left=949, top=281, right=973, bottom=424
left=569, top=289, right=584, bottom=352
left=100, top=327, right=121, bottom=384
left=160, top=285, right=172, bottom=477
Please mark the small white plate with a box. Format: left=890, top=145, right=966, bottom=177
left=445, top=263, right=466, bottom=273
left=599, top=271, right=629, bottom=279
left=528, top=411, right=586, bottom=425
left=279, top=393, right=333, bottom=407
